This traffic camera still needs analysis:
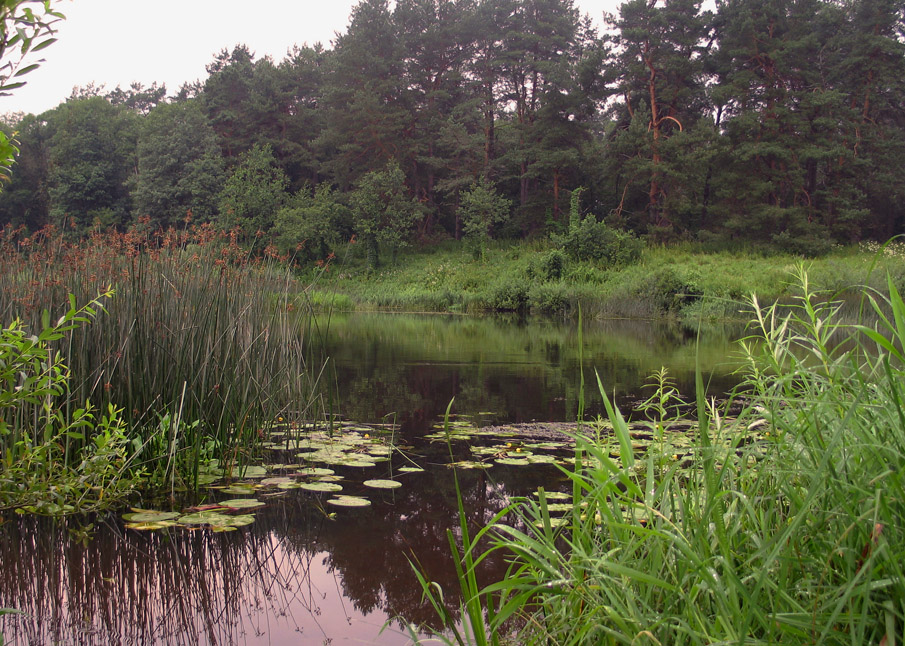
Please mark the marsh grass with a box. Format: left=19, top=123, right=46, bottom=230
left=413, top=266, right=905, bottom=645
left=0, top=224, right=327, bottom=489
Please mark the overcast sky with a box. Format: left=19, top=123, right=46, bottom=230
left=2, top=0, right=622, bottom=117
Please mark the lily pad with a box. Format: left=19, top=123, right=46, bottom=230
left=125, top=520, right=179, bottom=531
left=327, top=496, right=372, bottom=507
left=232, top=465, right=268, bottom=478
left=363, top=479, right=402, bottom=489
left=495, top=457, right=531, bottom=466
left=295, top=467, right=335, bottom=477
left=122, top=510, right=180, bottom=523
left=220, top=498, right=266, bottom=510
left=220, top=484, right=258, bottom=495
left=260, top=476, right=293, bottom=486
left=398, top=466, right=425, bottom=473
left=299, top=482, right=344, bottom=492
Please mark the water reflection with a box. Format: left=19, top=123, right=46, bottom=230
left=321, top=313, right=744, bottom=427
left=0, top=459, right=540, bottom=645
left=1, top=314, right=745, bottom=645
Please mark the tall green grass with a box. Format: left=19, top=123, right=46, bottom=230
left=413, top=266, right=905, bottom=644
left=0, top=224, right=327, bottom=489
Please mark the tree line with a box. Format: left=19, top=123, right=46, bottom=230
left=1, top=0, right=903, bottom=261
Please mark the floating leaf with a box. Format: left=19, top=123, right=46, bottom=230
left=299, top=482, right=343, bottom=492
left=495, top=457, right=531, bottom=466
left=327, top=496, right=371, bottom=507
left=295, top=467, right=334, bottom=477
left=398, top=466, right=424, bottom=473
left=260, top=477, right=293, bottom=486
left=220, top=498, right=265, bottom=510
left=232, top=465, right=267, bottom=478
left=125, top=521, right=179, bottom=531
left=221, top=484, right=258, bottom=495
left=122, top=510, right=180, bottom=523
left=363, top=479, right=402, bottom=489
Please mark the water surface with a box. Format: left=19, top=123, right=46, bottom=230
left=1, top=314, right=746, bottom=645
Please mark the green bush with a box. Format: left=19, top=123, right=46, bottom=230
left=529, top=282, right=572, bottom=315
left=489, top=280, right=529, bottom=312
left=554, top=216, right=642, bottom=266
left=0, top=292, right=140, bottom=514
left=637, top=267, right=702, bottom=314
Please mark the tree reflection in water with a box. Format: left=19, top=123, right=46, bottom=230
left=0, top=455, right=541, bottom=645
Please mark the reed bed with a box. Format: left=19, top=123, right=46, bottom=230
left=0, top=223, right=327, bottom=489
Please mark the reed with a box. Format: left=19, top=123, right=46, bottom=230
left=0, top=223, right=327, bottom=489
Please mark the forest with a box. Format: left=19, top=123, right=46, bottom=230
left=1, top=0, right=904, bottom=261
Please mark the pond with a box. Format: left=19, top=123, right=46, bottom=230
left=0, top=313, right=747, bottom=645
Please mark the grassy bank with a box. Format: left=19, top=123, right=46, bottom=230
left=308, top=239, right=905, bottom=323
left=412, top=268, right=905, bottom=645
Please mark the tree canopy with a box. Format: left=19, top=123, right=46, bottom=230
left=1, top=0, right=903, bottom=253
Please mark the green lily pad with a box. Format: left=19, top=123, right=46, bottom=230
left=448, top=461, right=490, bottom=470
left=398, top=466, right=425, bottom=473
left=327, top=496, right=372, bottom=507
left=220, top=498, right=266, bottom=510
left=299, top=482, right=344, bottom=492
left=276, top=481, right=308, bottom=489
left=260, top=477, right=293, bottom=486
left=125, top=520, right=179, bottom=532
left=295, top=467, right=335, bottom=477
left=122, top=510, right=181, bottom=523
left=232, top=465, right=268, bottom=478
left=363, top=479, right=402, bottom=489
left=177, top=511, right=234, bottom=525
left=125, top=520, right=179, bottom=531
left=495, top=457, right=531, bottom=466
left=220, top=484, right=258, bottom=495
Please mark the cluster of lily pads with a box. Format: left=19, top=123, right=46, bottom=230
left=123, top=422, right=421, bottom=531
left=425, top=417, right=757, bottom=473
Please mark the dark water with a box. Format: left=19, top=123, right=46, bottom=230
left=0, top=314, right=746, bottom=645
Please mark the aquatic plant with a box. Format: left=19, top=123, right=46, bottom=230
left=410, top=268, right=905, bottom=645
left=0, top=224, right=328, bottom=489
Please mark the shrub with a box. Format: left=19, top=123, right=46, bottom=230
left=529, top=282, right=572, bottom=315
left=489, top=280, right=529, bottom=312
left=554, top=216, right=642, bottom=266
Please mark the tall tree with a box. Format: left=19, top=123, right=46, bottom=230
left=217, top=143, right=288, bottom=240
left=44, top=97, right=138, bottom=232
left=132, top=100, right=224, bottom=228
left=320, top=0, right=408, bottom=188
left=606, top=0, right=712, bottom=235
left=350, top=159, right=420, bottom=268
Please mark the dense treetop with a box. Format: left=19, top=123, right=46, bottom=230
left=1, top=0, right=903, bottom=257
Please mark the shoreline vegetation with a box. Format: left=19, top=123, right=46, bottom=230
left=306, top=237, right=905, bottom=325
left=1, top=227, right=904, bottom=643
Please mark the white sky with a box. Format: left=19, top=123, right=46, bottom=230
left=2, top=0, right=621, bottom=117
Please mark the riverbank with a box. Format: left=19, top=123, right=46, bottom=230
left=303, top=239, right=905, bottom=323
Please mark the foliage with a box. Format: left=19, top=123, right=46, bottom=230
left=554, top=214, right=642, bottom=266
left=0, top=0, right=65, bottom=183
left=0, top=291, right=141, bottom=513
left=350, top=159, right=419, bottom=269
left=458, top=177, right=511, bottom=261
left=0, top=225, right=325, bottom=491
left=217, top=143, right=289, bottom=240
left=132, top=100, right=224, bottom=228
left=44, top=97, right=139, bottom=232
left=274, top=182, right=349, bottom=260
